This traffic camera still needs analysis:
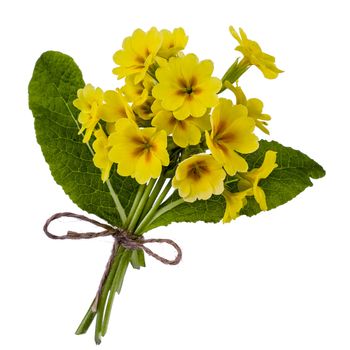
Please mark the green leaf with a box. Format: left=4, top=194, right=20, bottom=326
left=28, top=51, right=138, bottom=227
left=240, top=140, right=325, bottom=216
left=148, top=140, right=325, bottom=229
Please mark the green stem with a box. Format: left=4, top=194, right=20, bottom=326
left=130, top=249, right=146, bottom=269
left=139, top=198, right=185, bottom=234
left=101, top=250, right=132, bottom=336
left=139, top=176, right=166, bottom=221
left=94, top=246, right=125, bottom=345
left=127, top=178, right=156, bottom=232
left=75, top=299, right=97, bottom=335
left=134, top=181, right=173, bottom=235
left=106, top=180, right=127, bottom=225
left=124, top=184, right=146, bottom=228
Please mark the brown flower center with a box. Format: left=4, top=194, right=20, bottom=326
left=187, top=161, right=209, bottom=180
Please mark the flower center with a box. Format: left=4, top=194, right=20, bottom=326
left=177, top=77, right=198, bottom=96
left=185, top=86, right=193, bottom=94
left=131, top=136, right=154, bottom=157
left=143, top=142, right=152, bottom=150
left=187, top=161, right=209, bottom=180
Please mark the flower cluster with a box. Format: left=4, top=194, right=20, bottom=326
left=73, top=26, right=282, bottom=222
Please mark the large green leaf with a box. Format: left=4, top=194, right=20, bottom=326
left=149, top=140, right=325, bottom=229
left=28, top=51, right=138, bottom=227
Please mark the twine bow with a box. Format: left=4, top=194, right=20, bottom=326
left=43, top=212, right=182, bottom=311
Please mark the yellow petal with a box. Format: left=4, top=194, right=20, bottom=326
left=223, top=150, right=249, bottom=176
left=228, top=117, right=259, bottom=153
left=151, top=110, right=175, bottom=134
left=134, top=150, right=162, bottom=184
left=172, top=120, right=201, bottom=148
left=254, top=186, right=267, bottom=211
left=173, top=99, right=192, bottom=120
left=257, top=150, right=278, bottom=179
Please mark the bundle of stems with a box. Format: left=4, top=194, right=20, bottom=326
left=75, top=175, right=183, bottom=344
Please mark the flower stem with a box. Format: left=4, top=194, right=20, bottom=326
left=139, top=176, right=166, bottom=221
left=101, top=250, right=132, bottom=336
left=134, top=180, right=173, bottom=235
left=124, top=184, right=146, bottom=228
left=127, top=178, right=156, bottom=232
left=139, top=198, right=185, bottom=234
left=106, top=179, right=127, bottom=225
left=94, top=246, right=125, bottom=345
left=75, top=299, right=97, bottom=335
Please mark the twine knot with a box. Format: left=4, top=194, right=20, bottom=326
left=43, top=212, right=182, bottom=265
left=43, top=212, right=182, bottom=311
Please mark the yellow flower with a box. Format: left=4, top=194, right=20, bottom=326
left=102, top=89, right=135, bottom=122
left=121, top=75, right=154, bottom=106
left=73, top=84, right=104, bottom=143
left=133, top=96, right=155, bottom=120
left=152, top=54, right=221, bottom=120
left=246, top=98, right=271, bottom=134
left=172, top=154, right=226, bottom=202
left=108, top=119, right=169, bottom=184
left=106, top=122, right=117, bottom=135
left=238, top=150, right=278, bottom=210
left=152, top=100, right=210, bottom=148
left=222, top=189, right=250, bottom=223
left=113, top=27, right=163, bottom=84
left=225, top=82, right=271, bottom=134
left=92, top=127, right=113, bottom=182
left=229, top=26, right=283, bottom=79
left=157, top=28, right=188, bottom=59
left=205, top=98, right=259, bottom=176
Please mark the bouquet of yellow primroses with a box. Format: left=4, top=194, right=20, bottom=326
left=29, top=26, right=324, bottom=344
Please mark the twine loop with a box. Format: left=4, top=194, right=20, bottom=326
left=43, top=212, right=182, bottom=311
left=43, top=212, right=182, bottom=265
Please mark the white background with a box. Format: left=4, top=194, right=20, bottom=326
left=1, top=0, right=349, bottom=349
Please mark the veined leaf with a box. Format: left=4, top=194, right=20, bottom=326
left=148, top=140, right=325, bottom=229
left=29, top=51, right=138, bottom=227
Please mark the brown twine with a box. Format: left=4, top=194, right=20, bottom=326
left=43, top=212, right=182, bottom=311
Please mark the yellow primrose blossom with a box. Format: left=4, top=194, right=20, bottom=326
left=92, top=128, right=113, bottom=182
left=152, top=53, right=221, bottom=120
left=172, top=154, right=226, bottom=202
left=229, top=26, right=283, bottom=79
left=106, top=122, right=117, bottom=135
left=133, top=96, right=156, bottom=120
left=246, top=98, right=271, bottom=134
left=102, top=89, right=135, bottom=122
left=157, top=28, right=188, bottom=59
left=108, top=119, right=169, bottom=184
left=222, top=189, right=250, bottom=223
left=205, top=98, right=259, bottom=176
left=73, top=84, right=104, bottom=143
left=238, top=150, right=278, bottom=210
left=113, top=27, right=163, bottom=84
left=121, top=75, right=156, bottom=106
left=152, top=100, right=210, bottom=147
left=225, top=82, right=271, bottom=134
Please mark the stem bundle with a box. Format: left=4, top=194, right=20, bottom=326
left=75, top=175, right=183, bottom=344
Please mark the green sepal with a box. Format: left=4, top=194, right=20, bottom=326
left=220, top=58, right=250, bottom=93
